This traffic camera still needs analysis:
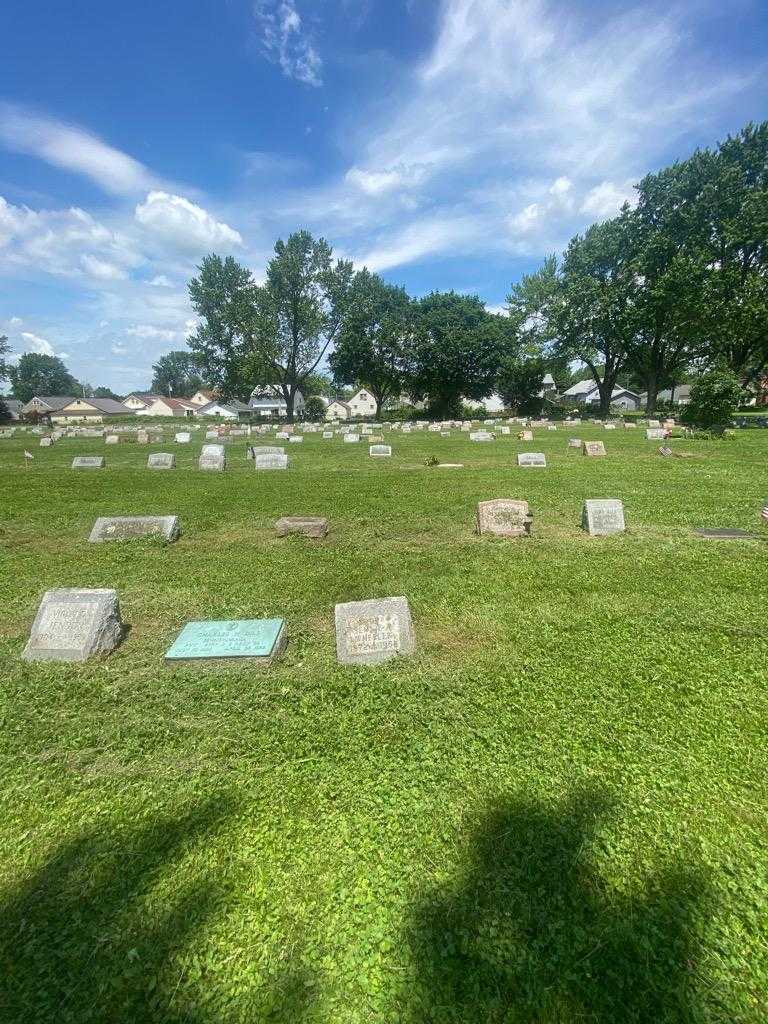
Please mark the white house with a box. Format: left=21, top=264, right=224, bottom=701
left=123, top=392, right=162, bottom=412
left=248, top=386, right=305, bottom=418
left=138, top=397, right=197, bottom=417
left=346, top=388, right=378, bottom=417
left=195, top=399, right=251, bottom=420
left=21, top=395, right=76, bottom=418
left=326, top=400, right=352, bottom=421
left=51, top=397, right=134, bottom=423
left=189, top=389, right=219, bottom=407
left=562, top=380, right=641, bottom=411
left=641, top=385, right=692, bottom=406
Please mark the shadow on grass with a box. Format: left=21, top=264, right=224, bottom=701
left=404, top=789, right=714, bottom=1023
left=0, top=795, right=315, bottom=1023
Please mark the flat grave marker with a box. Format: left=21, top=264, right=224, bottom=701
left=72, top=456, right=105, bottom=469
left=23, top=588, right=123, bottom=662
left=275, top=516, right=328, bottom=539
left=694, top=528, right=761, bottom=541
left=175, top=432, right=191, bottom=443
left=255, top=453, right=288, bottom=470
left=568, top=438, right=582, bottom=448
left=334, top=596, right=415, bottom=666
left=370, top=444, right=392, bottom=457
left=88, top=515, right=180, bottom=543
left=165, top=618, right=287, bottom=666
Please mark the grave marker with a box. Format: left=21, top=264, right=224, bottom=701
left=199, top=444, right=225, bottom=471
left=148, top=452, right=175, bottom=469
left=334, top=596, right=415, bottom=665
left=23, top=588, right=123, bottom=662
left=72, top=456, right=105, bottom=469
left=255, top=453, right=288, bottom=470
left=476, top=499, right=532, bottom=538
left=646, top=428, right=666, bottom=440
left=370, top=444, right=392, bottom=457
left=517, top=452, right=546, bottom=467
left=88, top=515, right=180, bottom=543
left=175, top=432, right=191, bottom=443
left=582, top=441, right=606, bottom=457
left=165, top=618, right=287, bottom=666
left=582, top=499, right=625, bottom=536
left=275, top=516, right=328, bottom=539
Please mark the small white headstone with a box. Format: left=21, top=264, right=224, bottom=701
left=369, top=444, right=391, bottom=457
left=23, top=588, right=123, bottom=662
left=517, top=452, right=546, bottom=467
left=582, top=499, right=625, bottom=536
left=334, top=596, right=415, bottom=665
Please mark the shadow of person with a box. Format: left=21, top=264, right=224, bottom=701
left=0, top=795, right=316, bottom=1024
left=403, top=789, right=714, bottom=1024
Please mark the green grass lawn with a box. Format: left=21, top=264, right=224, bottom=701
left=1, top=424, right=767, bottom=1023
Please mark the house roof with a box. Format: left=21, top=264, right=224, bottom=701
left=157, top=397, right=197, bottom=410
left=328, top=400, right=351, bottom=411
left=125, top=392, right=162, bottom=403
left=193, top=389, right=218, bottom=400
left=59, top=397, right=132, bottom=415
left=562, top=381, right=640, bottom=401
left=197, top=399, right=251, bottom=414
left=24, top=395, right=76, bottom=411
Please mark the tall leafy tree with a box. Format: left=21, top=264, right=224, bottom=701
left=9, top=353, right=79, bottom=404
left=329, top=269, right=413, bottom=419
left=188, top=233, right=356, bottom=421
left=496, top=356, right=548, bottom=415
left=0, top=335, right=11, bottom=387
left=552, top=215, right=639, bottom=417
left=150, top=350, right=204, bottom=397
left=187, top=255, right=257, bottom=399
left=405, top=293, right=507, bottom=418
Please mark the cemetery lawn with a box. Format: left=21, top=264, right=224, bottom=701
left=1, top=426, right=767, bottom=1024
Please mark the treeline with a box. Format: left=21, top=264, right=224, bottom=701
left=184, top=122, right=768, bottom=420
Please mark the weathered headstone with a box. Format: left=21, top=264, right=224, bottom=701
left=370, top=444, right=392, bottom=457
left=547, top=425, right=557, bottom=431
left=105, top=434, right=119, bottom=445
left=175, top=431, right=191, bottom=443
left=165, top=618, right=287, bottom=666
left=323, top=431, right=334, bottom=439
left=275, top=516, right=328, bottom=539
left=288, top=436, right=304, bottom=443
left=646, top=428, right=666, bottom=440
left=72, top=456, right=105, bottom=469
left=582, top=499, right=625, bottom=536
left=255, top=453, right=288, bottom=470
left=517, top=452, right=546, bottom=467
left=137, top=431, right=150, bottom=444
left=334, top=596, right=415, bottom=665
left=568, top=438, right=582, bottom=448
left=88, top=515, right=180, bottom=543
left=39, top=437, right=53, bottom=447
left=23, top=588, right=123, bottom=662
left=519, top=429, right=534, bottom=441
left=582, top=441, right=606, bottom=457
left=199, top=444, right=225, bottom=471
left=658, top=446, right=673, bottom=458
left=469, top=431, right=494, bottom=441
left=275, top=431, right=290, bottom=440
left=248, top=445, right=285, bottom=459
left=476, top=499, right=532, bottom=537
left=604, top=423, right=617, bottom=430
left=147, top=452, right=175, bottom=469
left=344, top=434, right=360, bottom=443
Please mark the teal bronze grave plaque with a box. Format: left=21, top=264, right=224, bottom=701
left=165, top=618, right=287, bottom=666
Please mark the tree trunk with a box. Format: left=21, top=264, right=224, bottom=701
left=645, top=370, right=659, bottom=415
left=285, top=388, right=295, bottom=424
left=598, top=380, right=614, bottom=418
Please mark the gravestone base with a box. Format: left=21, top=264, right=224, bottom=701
left=695, top=528, right=760, bottom=541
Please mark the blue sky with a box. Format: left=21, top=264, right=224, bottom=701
left=0, top=0, right=766, bottom=391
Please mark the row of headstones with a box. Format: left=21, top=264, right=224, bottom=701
left=69, top=442, right=396, bottom=471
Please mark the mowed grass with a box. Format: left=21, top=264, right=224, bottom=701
left=0, top=425, right=767, bottom=1023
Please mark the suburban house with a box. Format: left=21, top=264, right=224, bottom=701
left=2, top=398, right=22, bottom=421
left=562, top=380, right=641, bottom=411
left=641, top=385, right=692, bottom=406
left=189, top=389, right=219, bottom=407
left=194, top=399, right=251, bottom=420
left=51, top=397, right=134, bottom=423
left=326, top=400, right=352, bottom=421
left=138, top=397, right=197, bottom=417
left=248, top=386, right=305, bottom=418
left=123, top=392, right=162, bottom=412
left=346, top=388, right=378, bottom=417
left=21, top=395, right=76, bottom=418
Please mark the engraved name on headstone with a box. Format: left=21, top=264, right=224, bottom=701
left=199, top=444, right=225, bottom=471
left=88, top=515, right=181, bottom=543
left=582, top=499, right=625, bottom=536
left=23, top=588, right=123, bottom=662
left=334, top=596, right=415, bottom=665
left=72, top=456, right=105, bottom=469
left=476, top=498, right=532, bottom=537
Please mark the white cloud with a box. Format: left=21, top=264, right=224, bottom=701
left=20, top=331, right=55, bottom=356
left=580, top=180, right=637, bottom=218
left=125, top=323, right=184, bottom=342
left=254, top=1, right=323, bottom=87
left=80, top=254, right=129, bottom=281
left=135, top=191, right=243, bottom=252
left=357, top=215, right=482, bottom=273
left=0, top=103, right=159, bottom=196
left=9, top=315, right=22, bottom=325
left=149, top=274, right=172, bottom=287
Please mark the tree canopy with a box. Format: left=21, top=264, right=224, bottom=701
left=151, top=350, right=204, bottom=397
left=9, top=353, right=80, bottom=404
